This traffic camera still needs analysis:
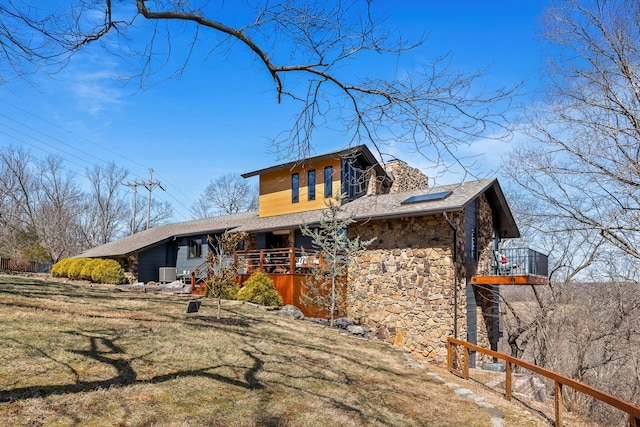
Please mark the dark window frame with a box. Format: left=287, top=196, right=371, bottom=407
left=292, top=173, right=299, bottom=203
left=308, top=169, right=316, bottom=201
left=324, top=166, right=333, bottom=198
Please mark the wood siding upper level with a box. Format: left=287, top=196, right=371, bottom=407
left=258, top=158, right=341, bottom=217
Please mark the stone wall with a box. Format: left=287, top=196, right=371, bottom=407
left=116, top=254, right=138, bottom=283
left=384, top=159, right=430, bottom=194
left=347, top=213, right=467, bottom=361
left=344, top=193, right=503, bottom=363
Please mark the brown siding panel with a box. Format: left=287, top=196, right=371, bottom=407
left=258, top=158, right=341, bottom=217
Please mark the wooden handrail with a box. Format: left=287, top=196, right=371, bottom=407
left=447, top=337, right=640, bottom=427
left=190, top=260, right=208, bottom=288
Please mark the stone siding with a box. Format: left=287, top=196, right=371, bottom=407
left=117, top=254, right=138, bottom=283
left=384, top=160, right=430, bottom=194
left=347, top=214, right=467, bottom=361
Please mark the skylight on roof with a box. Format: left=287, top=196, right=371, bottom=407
left=401, top=190, right=452, bottom=205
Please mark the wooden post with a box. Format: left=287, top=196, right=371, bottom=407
left=555, top=381, right=563, bottom=427
left=447, top=340, right=453, bottom=372
left=463, top=346, right=470, bottom=379
left=259, top=250, right=264, bottom=271
left=505, top=362, right=512, bottom=401
left=290, top=247, right=295, bottom=273
left=631, top=414, right=639, bottom=427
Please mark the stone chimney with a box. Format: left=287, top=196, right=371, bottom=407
left=384, top=159, right=429, bottom=194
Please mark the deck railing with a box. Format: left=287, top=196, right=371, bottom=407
left=492, top=248, right=548, bottom=277
left=447, top=337, right=640, bottom=427
left=235, top=247, right=322, bottom=275
left=0, top=257, right=52, bottom=274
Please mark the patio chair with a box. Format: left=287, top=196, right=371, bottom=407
left=494, top=250, right=513, bottom=275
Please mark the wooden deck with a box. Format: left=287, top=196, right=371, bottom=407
left=471, top=274, right=548, bottom=286
left=190, top=247, right=345, bottom=318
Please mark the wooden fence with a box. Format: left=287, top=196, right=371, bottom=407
left=0, top=257, right=52, bottom=274
left=447, top=337, right=640, bottom=427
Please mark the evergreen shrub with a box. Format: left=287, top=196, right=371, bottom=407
left=221, top=283, right=240, bottom=300
left=51, top=258, right=74, bottom=278
left=67, top=258, right=90, bottom=280
left=237, top=271, right=282, bottom=306
left=91, top=259, right=126, bottom=284
left=80, top=259, right=102, bottom=281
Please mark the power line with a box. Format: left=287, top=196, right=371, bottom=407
left=123, top=169, right=167, bottom=234
left=0, top=104, right=194, bottom=222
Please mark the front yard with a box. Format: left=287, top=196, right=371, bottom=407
left=0, top=275, right=539, bottom=426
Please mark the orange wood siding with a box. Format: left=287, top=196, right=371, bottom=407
left=237, top=272, right=346, bottom=318
left=470, top=274, right=549, bottom=286
left=258, top=158, right=342, bottom=217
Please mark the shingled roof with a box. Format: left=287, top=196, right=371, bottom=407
left=241, top=144, right=389, bottom=184
left=79, top=211, right=257, bottom=258
left=79, top=178, right=518, bottom=258
left=233, top=178, right=518, bottom=238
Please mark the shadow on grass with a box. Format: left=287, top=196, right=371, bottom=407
left=0, top=332, right=264, bottom=403
left=186, top=316, right=251, bottom=327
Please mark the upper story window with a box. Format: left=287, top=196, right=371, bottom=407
left=343, top=160, right=366, bottom=200
left=324, top=166, right=333, bottom=198
left=292, top=173, right=299, bottom=203
left=308, top=169, right=316, bottom=201
left=188, top=239, right=202, bottom=259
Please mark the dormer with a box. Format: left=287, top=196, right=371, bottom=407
left=242, top=145, right=390, bottom=218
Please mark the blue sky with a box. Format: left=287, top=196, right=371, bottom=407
left=0, top=1, right=548, bottom=223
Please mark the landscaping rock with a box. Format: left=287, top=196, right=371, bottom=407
left=346, top=325, right=367, bottom=335
left=277, top=305, right=304, bottom=320
left=334, top=317, right=356, bottom=329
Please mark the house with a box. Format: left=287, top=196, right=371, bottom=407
left=79, top=145, right=547, bottom=362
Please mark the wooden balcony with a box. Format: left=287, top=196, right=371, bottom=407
left=471, top=274, right=548, bottom=286
left=471, top=248, right=549, bottom=286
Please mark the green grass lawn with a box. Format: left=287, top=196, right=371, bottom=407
left=0, top=275, right=538, bottom=426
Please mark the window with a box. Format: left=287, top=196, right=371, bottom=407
left=188, top=239, right=202, bottom=259
left=292, top=173, right=299, bottom=203
left=343, top=161, right=366, bottom=200
left=324, top=166, right=333, bottom=198
left=308, top=169, right=316, bottom=201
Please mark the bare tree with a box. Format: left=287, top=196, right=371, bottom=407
left=204, top=231, right=247, bottom=319
left=132, top=197, right=173, bottom=233
left=79, top=163, right=130, bottom=248
left=508, top=0, right=640, bottom=261
left=300, top=201, right=374, bottom=326
left=33, top=155, right=83, bottom=262
left=2, top=1, right=517, bottom=169
left=191, top=173, right=258, bottom=218
left=0, top=148, right=80, bottom=261
left=0, top=146, right=36, bottom=257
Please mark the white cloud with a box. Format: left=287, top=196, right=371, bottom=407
left=376, top=131, right=529, bottom=187
left=61, top=53, right=127, bottom=115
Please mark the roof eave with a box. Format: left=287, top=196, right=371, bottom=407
left=241, top=145, right=381, bottom=178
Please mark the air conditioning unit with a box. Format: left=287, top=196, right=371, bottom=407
left=159, top=267, right=177, bottom=283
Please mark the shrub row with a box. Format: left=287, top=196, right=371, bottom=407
left=51, top=257, right=126, bottom=285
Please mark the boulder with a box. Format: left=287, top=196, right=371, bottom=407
left=346, top=325, right=366, bottom=335
left=277, top=305, right=304, bottom=320
left=334, top=317, right=356, bottom=329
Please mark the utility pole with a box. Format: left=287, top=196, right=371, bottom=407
left=123, top=180, right=144, bottom=235
left=143, top=169, right=165, bottom=230
left=123, top=168, right=164, bottom=234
